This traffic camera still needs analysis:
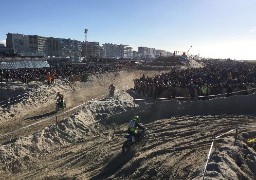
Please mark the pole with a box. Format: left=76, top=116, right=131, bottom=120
left=56, top=116, right=58, bottom=126
left=202, top=139, right=215, bottom=180
left=187, top=45, right=192, bottom=54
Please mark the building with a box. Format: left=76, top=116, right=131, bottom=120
left=81, top=41, right=88, bottom=58
left=87, top=42, right=101, bottom=58
left=58, top=38, right=82, bottom=59
left=102, top=43, right=114, bottom=58
left=6, top=33, right=29, bottom=55
left=47, top=37, right=62, bottom=57
left=148, top=48, right=156, bottom=58
left=82, top=41, right=101, bottom=59
left=138, top=47, right=147, bottom=58
left=138, top=47, right=158, bottom=58
left=0, top=44, right=16, bottom=57
left=6, top=33, right=47, bottom=56
left=124, top=46, right=133, bottom=59
left=28, top=35, right=47, bottom=56
left=6, top=33, right=82, bottom=60
left=102, top=43, right=129, bottom=59
left=156, top=49, right=168, bottom=57
left=133, top=51, right=138, bottom=59
left=5, top=32, right=173, bottom=60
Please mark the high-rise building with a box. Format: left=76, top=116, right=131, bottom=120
left=47, top=37, right=62, bottom=57
left=133, top=51, right=138, bottom=59
left=102, top=43, right=114, bottom=58
left=88, top=42, right=101, bottom=58
left=138, top=47, right=149, bottom=58
left=124, top=46, right=133, bottom=59
left=6, top=33, right=82, bottom=59
left=28, top=35, right=47, bottom=56
left=6, top=33, right=29, bottom=54
left=148, top=48, right=156, bottom=58
left=156, top=49, right=173, bottom=57
left=6, top=33, right=47, bottom=56
left=102, top=43, right=127, bottom=59
left=5, top=32, right=171, bottom=60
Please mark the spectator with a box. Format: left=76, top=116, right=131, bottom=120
left=133, top=59, right=256, bottom=100
left=46, top=72, right=52, bottom=85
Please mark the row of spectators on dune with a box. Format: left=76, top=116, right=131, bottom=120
left=134, top=60, right=256, bottom=99
left=0, top=62, right=127, bottom=84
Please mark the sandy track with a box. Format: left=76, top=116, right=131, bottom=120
left=0, top=68, right=255, bottom=180
left=0, top=70, right=165, bottom=143
left=5, top=114, right=253, bottom=180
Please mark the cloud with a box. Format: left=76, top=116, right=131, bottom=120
left=0, top=40, right=6, bottom=46
left=250, top=26, right=256, bottom=32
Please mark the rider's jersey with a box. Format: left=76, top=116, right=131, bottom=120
left=128, top=119, right=137, bottom=133
left=128, top=119, right=143, bottom=134
left=57, top=94, right=63, bottom=98
left=109, top=85, right=115, bottom=91
left=129, top=119, right=136, bottom=128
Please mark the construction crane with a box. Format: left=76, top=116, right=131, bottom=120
left=187, top=45, right=192, bottom=54
left=84, top=29, right=88, bottom=42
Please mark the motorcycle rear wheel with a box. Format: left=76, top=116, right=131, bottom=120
left=122, top=140, right=132, bottom=152
left=55, top=105, right=59, bottom=112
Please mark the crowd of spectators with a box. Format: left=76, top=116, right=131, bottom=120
left=134, top=59, right=256, bottom=100
left=0, top=61, right=132, bottom=84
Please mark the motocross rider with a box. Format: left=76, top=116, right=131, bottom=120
left=109, top=84, right=115, bottom=96
left=127, top=115, right=144, bottom=142
left=56, top=92, right=64, bottom=107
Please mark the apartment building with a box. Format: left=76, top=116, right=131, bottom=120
left=5, top=33, right=171, bottom=60
left=102, top=43, right=127, bottom=59
left=138, top=47, right=149, bottom=58
left=47, top=37, right=62, bottom=57
left=59, top=38, right=82, bottom=59
left=124, top=46, right=133, bottom=59
left=7, top=33, right=47, bottom=56
left=6, top=33, right=82, bottom=59
left=28, top=35, right=47, bottom=56
left=88, top=42, right=101, bottom=58
left=6, top=33, right=29, bottom=54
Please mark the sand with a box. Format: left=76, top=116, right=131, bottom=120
left=0, top=67, right=255, bottom=180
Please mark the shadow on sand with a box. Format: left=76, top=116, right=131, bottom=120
left=91, top=151, right=135, bottom=180
left=25, top=110, right=57, bottom=121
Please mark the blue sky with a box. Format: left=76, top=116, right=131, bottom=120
left=0, top=0, right=256, bottom=60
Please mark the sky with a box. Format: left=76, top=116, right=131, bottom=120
left=0, top=0, right=256, bottom=60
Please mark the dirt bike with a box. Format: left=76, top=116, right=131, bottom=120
left=122, top=127, right=148, bottom=153
left=109, top=88, right=114, bottom=97
left=55, top=98, right=66, bottom=112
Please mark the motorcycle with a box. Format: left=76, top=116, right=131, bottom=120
left=109, top=88, right=114, bottom=97
left=55, top=98, right=66, bottom=112
left=122, top=127, right=148, bottom=153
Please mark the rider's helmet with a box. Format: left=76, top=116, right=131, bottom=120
left=133, top=115, right=140, bottom=123
left=57, top=92, right=63, bottom=99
